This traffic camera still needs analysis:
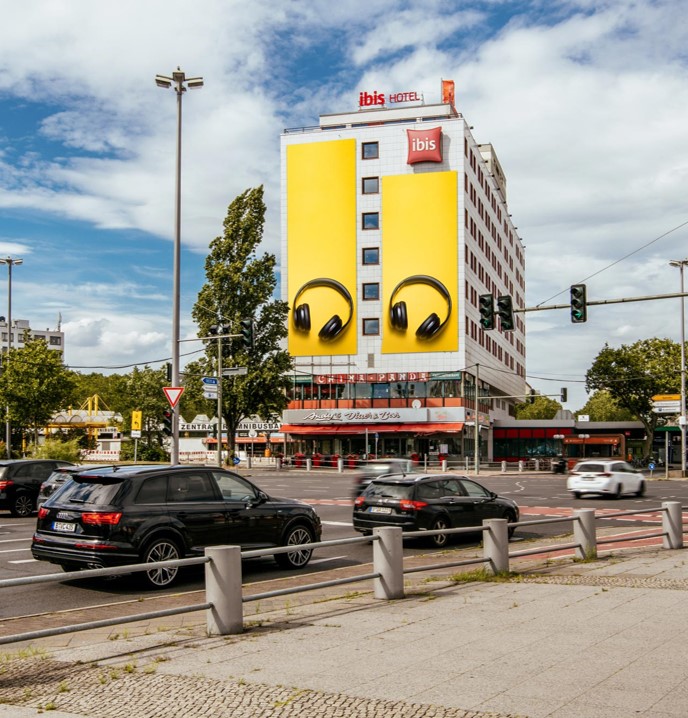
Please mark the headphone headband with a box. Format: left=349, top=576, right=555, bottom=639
left=389, top=274, right=452, bottom=329
left=292, top=277, right=354, bottom=336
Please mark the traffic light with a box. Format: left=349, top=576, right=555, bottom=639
left=162, top=410, right=173, bottom=436
left=165, top=362, right=172, bottom=383
left=240, top=318, right=253, bottom=349
left=560, top=387, right=568, bottom=403
left=478, top=294, right=495, bottom=330
left=528, top=389, right=536, bottom=404
left=570, top=284, right=587, bottom=323
left=496, top=295, right=515, bottom=331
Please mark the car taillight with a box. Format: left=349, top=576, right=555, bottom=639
left=37, top=507, right=49, bottom=519
left=600, top=472, right=612, bottom=477
left=81, top=512, right=122, bottom=526
left=354, top=496, right=365, bottom=507
left=399, top=499, right=428, bottom=511
left=0, top=480, right=14, bottom=490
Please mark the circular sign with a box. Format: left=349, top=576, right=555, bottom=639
left=248, top=429, right=258, bottom=438
left=232, top=456, right=241, bottom=465
left=648, top=462, right=655, bottom=470
left=412, top=399, right=421, bottom=409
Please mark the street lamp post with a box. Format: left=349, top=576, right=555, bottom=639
left=670, top=259, right=687, bottom=478
left=0, top=257, right=22, bottom=459
left=156, top=68, right=203, bottom=464
left=209, top=324, right=230, bottom=468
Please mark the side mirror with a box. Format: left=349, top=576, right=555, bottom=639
left=247, top=491, right=268, bottom=507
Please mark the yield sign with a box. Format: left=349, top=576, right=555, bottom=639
left=163, top=387, right=184, bottom=408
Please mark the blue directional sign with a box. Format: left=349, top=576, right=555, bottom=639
left=202, top=376, right=218, bottom=385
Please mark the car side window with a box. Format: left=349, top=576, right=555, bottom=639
left=167, top=472, right=217, bottom=502
left=135, top=475, right=168, bottom=504
left=459, top=479, right=491, bottom=498
left=212, top=472, right=258, bottom=502
left=437, top=479, right=463, bottom=497
left=416, top=482, right=442, bottom=500
left=611, top=463, right=625, bottom=473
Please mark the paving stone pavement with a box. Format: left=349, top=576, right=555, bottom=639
left=2, top=542, right=688, bottom=718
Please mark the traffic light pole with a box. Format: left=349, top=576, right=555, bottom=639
left=514, top=290, right=688, bottom=314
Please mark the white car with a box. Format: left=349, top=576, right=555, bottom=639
left=567, top=460, right=646, bottom=499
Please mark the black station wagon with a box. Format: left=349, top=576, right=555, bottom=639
left=32, top=465, right=322, bottom=588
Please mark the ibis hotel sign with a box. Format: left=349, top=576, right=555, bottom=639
left=358, top=89, right=423, bottom=107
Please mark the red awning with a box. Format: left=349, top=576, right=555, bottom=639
left=281, top=423, right=463, bottom=436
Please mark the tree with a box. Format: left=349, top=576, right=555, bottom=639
left=0, top=338, right=75, bottom=449
left=121, top=366, right=172, bottom=458
left=190, top=186, right=292, bottom=458
left=585, top=339, right=681, bottom=457
left=576, top=390, right=637, bottom=422
left=514, top=394, right=561, bottom=420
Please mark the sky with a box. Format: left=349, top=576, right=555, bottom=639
left=0, top=0, right=687, bottom=411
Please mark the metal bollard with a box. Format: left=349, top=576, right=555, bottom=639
left=573, top=509, right=597, bottom=560
left=373, top=526, right=404, bottom=599
left=337, top=457, right=344, bottom=473
left=483, top=518, right=509, bottom=575
left=441, top=459, right=447, bottom=472
left=534, top=459, right=540, bottom=471
left=246, top=456, right=252, bottom=469
left=275, top=457, right=282, bottom=471
left=501, top=460, right=507, bottom=473
left=206, top=545, right=243, bottom=636
left=518, top=460, right=524, bottom=472
left=662, top=501, right=683, bottom=549
left=306, top=458, right=312, bottom=472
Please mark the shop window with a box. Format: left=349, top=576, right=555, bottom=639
left=362, top=212, right=379, bottom=230
left=362, top=177, right=379, bottom=194
left=362, top=283, right=380, bottom=300
left=362, top=318, right=380, bottom=336
left=362, top=142, right=379, bottom=159
left=362, top=247, right=380, bottom=265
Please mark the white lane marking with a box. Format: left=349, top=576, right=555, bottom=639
left=309, top=556, right=347, bottom=565
left=0, top=538, right=31, bottom=544
left=321, top=521, right=353, bottom=527
left=9, top=559, right=37, bottom=564
left=0, top=548, right=31, bottom=554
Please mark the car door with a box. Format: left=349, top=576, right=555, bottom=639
left=432, top=478, right=479, bottom=528
left=211, top=471, right=281, bottom=547
left=165, top=470, right=226, bottom=550
left=454, top=478, right=504, bottom=526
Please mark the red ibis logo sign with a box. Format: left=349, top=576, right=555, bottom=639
left=406, top=126, right=442, bottom=165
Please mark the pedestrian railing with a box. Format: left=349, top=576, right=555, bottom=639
left=0, top=502, right=684, bottom=645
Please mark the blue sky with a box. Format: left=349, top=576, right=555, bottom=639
left=0, top=0, right=687, bottom=409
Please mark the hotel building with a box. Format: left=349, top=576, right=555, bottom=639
left=280, top=83, right=526, bottom=462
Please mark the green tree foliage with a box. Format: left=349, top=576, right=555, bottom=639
left=32, top=438, right=82, bottom=462
left=0, top=338, right=75, bottom=448
left=576, top=390, right=637, bottom=422
left=585, top=338, right=681, bottom=457
left=190, top=186, right=292, bottom=456
left=122, top=366, right=172, bottom=456
left=514, top=394, right=562, bottom=420
left=69, top=372, right=129, bottom=412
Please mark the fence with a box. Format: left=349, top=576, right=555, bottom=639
left=1, top=502, right=684, bottom=645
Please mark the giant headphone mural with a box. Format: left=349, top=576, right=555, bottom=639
left=292, top=278, right=354, bottom=342
left=388, top=275, right=452, bottom=340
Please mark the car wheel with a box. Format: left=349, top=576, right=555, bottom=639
left=428, top=516, right=450, bottom=548
left=613, top=483, right=622, bottom=499
left=275, top=524, right=314, bottom=569
left=140, top=537, right=182, bottom=589
left=635, top=481, right=646, bottom=497
left=573, top=492, right=582, bottom=499
left=10, top=492, right=35, bottom=517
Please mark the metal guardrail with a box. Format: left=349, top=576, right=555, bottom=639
left=0, top=503, right=685, bottom=644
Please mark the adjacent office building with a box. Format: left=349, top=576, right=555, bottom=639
left=280, top=81, right=526, bottom=461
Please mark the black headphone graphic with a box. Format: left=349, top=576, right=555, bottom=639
left=292, top=278, right=354, bottom=341
left=389, top=274, right=452, bottom=340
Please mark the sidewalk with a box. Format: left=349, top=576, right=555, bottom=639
left=2, top=542, right=688, bottom=718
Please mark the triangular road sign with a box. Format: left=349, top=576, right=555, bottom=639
left=163, top=387, right=184, bottom=408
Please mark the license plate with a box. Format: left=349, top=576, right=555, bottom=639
left=53, top=521, right=76, bottom=532
left=369, top=506, right=392, bottom=514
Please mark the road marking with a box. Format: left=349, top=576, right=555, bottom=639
left=321, top=521, right=353, bottom=527
left=309, top=556, right=346, bottom=565
left=8, top=559, right=36, bottom=564
left=0, top=538, right=30, bottom=544
left=0, top=548, right=31, bottom=554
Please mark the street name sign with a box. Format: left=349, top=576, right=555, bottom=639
left=222, top=366, right=248, bottom=376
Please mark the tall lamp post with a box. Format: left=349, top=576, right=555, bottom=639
left=670, top=259, right=687, bottom=478
left=155, top=68, right=203, bottom=464
left=209, top=324, right=230, bottom=468
left=0, top=257, right=22, bottom=459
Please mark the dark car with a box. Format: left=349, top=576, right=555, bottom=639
left=32, top=465, right=322, bottom=588
left=352, top=459, right=417, bottom=497
left=0, top=459, right=76, bottom=517
left=353, top=473, right=519, bottom=547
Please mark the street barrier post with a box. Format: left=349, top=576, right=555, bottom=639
left=206, top=545, right=243, bottom=636
left=663, top=501, right=683, bottom=549
left=441, top=459, right=447, bottom=472
left=574, top=509, right=597, bottom=559
left=306, top=458, right=312, bottom=472
left=483, top=519, right=509, bottom=574
left=501, top=461, right=507, bottom=473
left=373, top=527, right=404, bottom=599
left=337, top=457, right=344, bottom=473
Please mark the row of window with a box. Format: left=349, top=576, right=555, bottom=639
left=1, top=333, right=62, bottom=346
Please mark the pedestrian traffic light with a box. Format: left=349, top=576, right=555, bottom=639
left=240, top=318, right=253, bottom=349
left=570, top=284, right=587, bottom=323
left=478, top=294, right=495, bottom=330
left=162, top=410, right=173, bottom=436
left=496, top=295, right=515, bottom=331
left=560, top=387, right=568, bottom=403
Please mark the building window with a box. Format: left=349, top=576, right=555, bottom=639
left=362, top=177, right=379, bottom=194
left=362, top=247, right=380, bottom=265
left=362, top=142, right=379, bottom=159
left=50, top=336, right=62, bottom=346
left=362, top=212, right=379, bottom=230
left=362, top=283, right=380, bottom=301
left=363, top=318, right=380, bottom=336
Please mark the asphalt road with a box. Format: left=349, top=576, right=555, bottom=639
left=1, top=470, right=686, bottom=625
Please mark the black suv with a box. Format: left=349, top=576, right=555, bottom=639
left=32, top=465, right=322, bottom=588
left=0, top=459, right=76, bottom=516
left=353, top=474, right=519, bottom=547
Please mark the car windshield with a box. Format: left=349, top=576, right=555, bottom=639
left=574, top=463, right=607, bottom=473
left=365, top=482, right=413, bottom=499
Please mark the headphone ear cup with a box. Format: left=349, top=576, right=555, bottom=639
left=319, top=315, right=343, bottom=341
left=294, top=303, right=311, bottom=331
left=390, top=301, right=408, bottom=330
left=416, top=313, right=441, bottom=339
